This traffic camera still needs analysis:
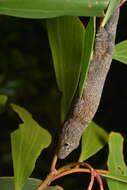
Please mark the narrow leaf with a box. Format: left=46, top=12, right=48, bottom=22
left=0, top=0, right=108, bottom=19
left=107, top=132, right=127, bottom=190
left=0, top=95, right=8, bottom=114
left=79, top=17, right=96, bottom=97
left=113, top=40, right=127, bottom=64
left=11, top=104, right=51, bottom=190
left=104, top=174, right=127, bottom=184
left=47, top=16, right=85, bottom=121
left=79, top=121, right=108, bottom=161
left=101, top=0, right=121, bottom=27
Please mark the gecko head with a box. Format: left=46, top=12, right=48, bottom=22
left=57, top=118, right=84, bottom=159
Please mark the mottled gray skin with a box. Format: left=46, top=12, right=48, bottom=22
left=58, top=8, right=120, bottom=159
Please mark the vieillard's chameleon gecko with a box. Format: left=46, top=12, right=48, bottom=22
left=57, top=8, right=120, bottom=159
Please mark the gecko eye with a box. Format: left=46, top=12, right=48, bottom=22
left=64, top=142, right=70, bottom=147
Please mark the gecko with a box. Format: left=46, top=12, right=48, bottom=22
left=57, top=8, right=120, bottom=159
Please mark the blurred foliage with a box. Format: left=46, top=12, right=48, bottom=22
left=0, top=16, right=60, bottom=126
left=0, top=15, right=60, bottom=180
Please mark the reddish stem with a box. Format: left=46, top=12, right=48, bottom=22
left=36, top=161, right=108, bottom=190
left=87, top=169, right=95, bottom=190
left=95, top=172, right=104, bottom=190
left=117, top=0, right=127, bottom=8
left=50, top=154, right=58, bottom=175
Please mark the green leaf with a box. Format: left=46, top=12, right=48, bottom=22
left=0, top=95, right=8, bottom=114
left=104, top=174, right=127, bottom=184
left=0, top=0, right=109, bottom=19
left=79, top=121, right=108, bottom=161
left=113, top=40, right=127, bottom=64
left=0, top=177, right=57, bottom=190
left=47, top=16, right=85, bottom=121
left=0, top=177, right=41, bottom=190
left=78, top=17, right=96, bottom=97
left=107, top=132, right=127, bottom=190
left=11, top=104, right=51, bottom=190
left=101, top=0, right=121, bottom=27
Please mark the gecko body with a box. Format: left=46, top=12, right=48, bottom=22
left=57, top=8, right=120, bottom=159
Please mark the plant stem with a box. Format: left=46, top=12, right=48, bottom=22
left=50, top=154, right=58, bottom=174
left=35, top=161, right=109, bottom=190
left=87, top=169, right=95, bottom=190
left=35, top=175, right=53, bottom=190
left=95, top=172, right=104, bottom=190
left=52, top=168, right=91, bottom=181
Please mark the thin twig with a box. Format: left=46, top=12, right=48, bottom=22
left=35, top=175, right=53, bottom=190
left=87, top=169, right=95, bottom=190
left=35, top=161, right=109, bottom=190
left=117, top=0, right=127, bottom=8
left=95, top=172, right=104, bottom=190
left=50, top=154, right=58, bottom=174
left=52, top=168, right=91, bottom=181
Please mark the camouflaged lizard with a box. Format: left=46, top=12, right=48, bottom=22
left=57, top=8, right=120, bottom=159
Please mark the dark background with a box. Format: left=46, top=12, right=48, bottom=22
left=0, top=4, right=126, bottom=190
